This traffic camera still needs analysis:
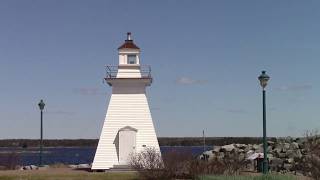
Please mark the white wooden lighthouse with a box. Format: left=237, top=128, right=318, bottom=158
left=92, top=33, right=160, bottom=170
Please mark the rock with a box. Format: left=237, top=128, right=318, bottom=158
left=290, top=142, right=299, bottom=149
left=77, top=164, right=91, bottom=169
left=296, top=137, right=307, bottom=145
left=251, top=144, right=263, bottom=153
left=23, top=165, right=31, bottom=170
left=274, top=147, right=282, bottom=154
left=246, top=150, right=254, bottom=156
left=246, top=144, right=253, bottom=150
left=283, top=163, right=292, bottom=171
left=30, top=165, right=38, bottom=170
left=68, top=164, right=78, bottom=169
left=238, top=153, right=245, bottom=160
left=252, top=144, right=260, bottom=150
left=283, top=143, right=290, bottom=150
left=267, top=153, right=274, bottom=159
left=285, top=136, right=293, bottom=143
left=221, top=144, right=236, bottom=152
left=235, top=144, right=247, bottom=149
left=202, top=150, right=214, bottom=160
left=287, top=158, right=294, bottom=164
left=238, top=149, right=245, bottom=153
left=271, top=157, right=283, bottom=166
left=203, top=150, right=213, bottom=156
left=278, top=152, right=287, bottom=158
left=202, top=139, right=308, bottom=174
left=270, top=157, right=284, bottom=172
left=212, top=146, right=221, bottom=153
left=268, top=141, right=275, bottom=145
left=217, top=152, right=225, bottom=160
left=286, top=149, right=302, bottom=159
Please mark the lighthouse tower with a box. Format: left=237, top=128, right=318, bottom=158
left=92, top=33, right=160, bottom=170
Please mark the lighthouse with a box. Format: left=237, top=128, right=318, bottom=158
left=91, top=33, right=160, bottom=170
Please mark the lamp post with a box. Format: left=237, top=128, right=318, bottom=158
left=38, top=99, right=45, bottom=167
left=258, top=71, right=270, bottom=174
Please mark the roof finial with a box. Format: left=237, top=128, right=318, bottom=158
left=127, top=32, right=132, bottom=40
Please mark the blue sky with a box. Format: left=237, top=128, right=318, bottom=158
left=0, top=0, right=319, bottom=139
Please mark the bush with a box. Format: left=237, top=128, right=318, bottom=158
left=129, top=147, right=166, bottom=179
left=130, top=147, right=248, bottom=179
left=130, top=148, right=197, bottom=179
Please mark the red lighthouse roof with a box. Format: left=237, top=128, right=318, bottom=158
left=118, top=32, right=140, bottom=50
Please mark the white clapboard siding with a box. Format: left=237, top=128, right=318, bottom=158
left=116, top=68, right=142, bottom=78
left=91, top=91, right=160, bottom=170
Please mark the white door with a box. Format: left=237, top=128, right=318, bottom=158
left=119, top=129, right=136, bottom=165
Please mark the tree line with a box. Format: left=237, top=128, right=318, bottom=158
left=0, top=137, right=277, bottom=148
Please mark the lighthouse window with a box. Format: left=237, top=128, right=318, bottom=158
left=127, top=55, right=137, bottom=64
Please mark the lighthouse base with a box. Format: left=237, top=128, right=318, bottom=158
left=91, top=93, right=160, bottom=170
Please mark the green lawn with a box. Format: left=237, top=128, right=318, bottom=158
left=199, top=175, right=297, bottom=180
left=0, top=172, right=138, bottom=180
left=0, top=172, right=300, bottom=180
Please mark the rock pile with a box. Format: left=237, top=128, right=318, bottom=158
left=201, top=137, right=308, bottom=174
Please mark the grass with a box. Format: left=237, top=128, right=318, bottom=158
left=0, top=172, right=138, bottom=180
left=199, top=174, right=297, bottom=180
left=0, top=170, right=303, bottom=180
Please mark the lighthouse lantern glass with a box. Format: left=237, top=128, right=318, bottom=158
left=127, top=55, right=137, bottom=64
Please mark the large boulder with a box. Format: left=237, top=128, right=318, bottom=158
left=217, top=152, right=225, bottom=160
left=30, top=165, right=38, bottom=170
left=203, top=150, right=213, bottom=156
left=273, top=146, right=282, bottom=154
left=221, top=144, right=236, bottom=152
left=254, top=144, right=264, bottom=152
left=286, top=149, right=302, bottom=159
left=283, top=143, right=290, bottom=150
left=202, top=150, right=214, bottom=160
left=212, top=146, right=221, bottom=153
left=235, top=144, right=247, bottom=150
left=68, top=164, right=78, bottom=169
left=268, top=141, right=275, bottom=146
left=286, top=158, right=294, bottom=164
left=271, top=157, right=284, bottom=166
left=290, top=142, right=300, bottom=149
left=252, top=144, right=260, bottom=151
left=283, top=163, right=293, bottom=171
left=278, top=152, right=287, bottom=158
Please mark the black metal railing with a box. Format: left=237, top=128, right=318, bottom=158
left=105, top=65, right=152, bottom=79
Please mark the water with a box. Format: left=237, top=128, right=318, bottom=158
left=0, top=146, right=212, bottom=166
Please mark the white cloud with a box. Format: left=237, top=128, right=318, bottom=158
left=275, top=84, right=312, bottom=92
left=175, top=77, right=208, bottom=85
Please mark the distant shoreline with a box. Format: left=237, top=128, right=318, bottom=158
left=0, top=137, right=293, bottom=147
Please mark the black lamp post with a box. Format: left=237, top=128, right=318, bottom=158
left=38, top=99, right=45, bottom=167
left=258, top=71, right=270, bottom=174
